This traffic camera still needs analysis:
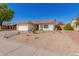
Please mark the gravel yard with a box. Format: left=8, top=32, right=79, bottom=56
left=0, top=31, right=79, bottom=56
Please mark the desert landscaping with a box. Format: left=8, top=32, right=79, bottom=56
left=1, top=3, right=79, bottom=57
left=0, top=30, right=79, bottom=56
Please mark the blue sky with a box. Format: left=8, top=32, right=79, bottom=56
left=7, top=3, right=79, bottom=24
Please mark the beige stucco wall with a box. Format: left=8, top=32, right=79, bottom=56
left=39, top=24, right=54, bottom=31
left=71, top=20, right=79, bottom=30
left=71, top=20, right=77, bottom=27
left=16, top=23, right=34, bottom=31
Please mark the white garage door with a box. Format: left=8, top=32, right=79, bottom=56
left=17, top=26, right=28, bottom=31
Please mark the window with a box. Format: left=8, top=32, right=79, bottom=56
left=44, top=24, right=48, bottom=28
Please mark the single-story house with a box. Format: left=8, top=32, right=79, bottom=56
left=71, top=18, right=79, bottom=30
left=0, top=22, right=16, bottom=30
left=16, top=20, right=55, bottom=31
left=16, top=22, right=34, bottom=31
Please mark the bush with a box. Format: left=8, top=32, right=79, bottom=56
left=32, top=28, right=37, bottom=34
left=54, top=25, right=58, bottom=32
left=64, top=23, right=73, bottom=30
left=76, top=22, right=79, bottom=26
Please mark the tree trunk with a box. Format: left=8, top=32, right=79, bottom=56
left=0, top=21, right=3, bottom=30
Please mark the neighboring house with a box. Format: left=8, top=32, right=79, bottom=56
left=71, top=18, right=79, bottom=30
left=16, top=20, right=55, bottom=31
left=2, top=25, right=16, bottom=30
left=0, top=22, right=16, bottom=30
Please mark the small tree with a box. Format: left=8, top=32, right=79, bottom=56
left=32, top=28, right=37, bottom=34
left=54, top=25, right=58, bottom=32
left=76, top=22, right=79, bottom=26
left=64, top=23, right=73, bottom=30
left=0, top=4, right=14, bottom=28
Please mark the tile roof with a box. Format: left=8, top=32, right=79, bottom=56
left=31, top=20, right=55, bottom=24
left=17, top=20, right=55, bottom=25
left=73, top=18, right=79, bottom=22
left=16, top=21, right=33, bottom=25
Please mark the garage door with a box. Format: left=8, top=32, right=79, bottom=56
left=17, top=26, right=28, bottom=31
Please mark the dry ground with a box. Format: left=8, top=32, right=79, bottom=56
left=0, top=31, right=79, bottom=56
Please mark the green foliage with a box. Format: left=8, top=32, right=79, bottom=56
left=54, top=28, right=58, bottom=32
left=32, top=28, right=37, bottom=34
left=64, top=23, right=73, bottom=30
left=0, top=3, right=14, bottom=25
left=54, top=25, right=58, bottom=32
left=76, top=22, right=79, bottom=26
left=0, top=4, right=7, bottom=9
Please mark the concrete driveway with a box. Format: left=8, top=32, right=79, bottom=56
left=0, top=39, right=56, bottom=56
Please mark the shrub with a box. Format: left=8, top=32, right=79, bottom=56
left=32, top=28, right=37, bottom=34
left=76, top=22, right=79, bottom=26
left=54, top=25, right=58, bottom=32
left=64, top=23, right=73, bottom=30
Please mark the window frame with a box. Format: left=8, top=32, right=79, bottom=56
left=44, top=24, right=48, bottom=28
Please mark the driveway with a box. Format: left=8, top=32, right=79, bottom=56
left=0, top=31, right=79, bottom=56
left=66, top=31, right=79, bottom=45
